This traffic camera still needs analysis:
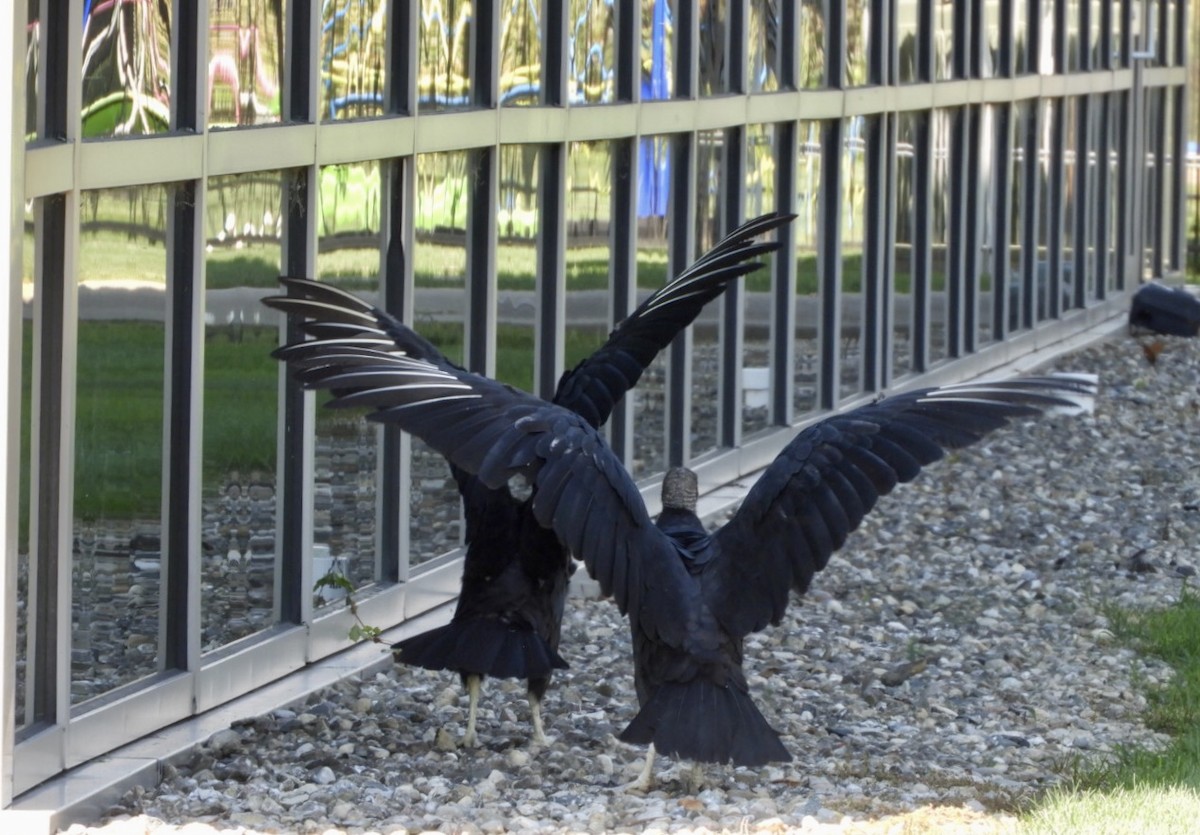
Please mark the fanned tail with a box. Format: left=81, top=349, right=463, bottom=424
left=393, top=618, right=568, bottom=681
left=618, top=680, right=791, bottom=766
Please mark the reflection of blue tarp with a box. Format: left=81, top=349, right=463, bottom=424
left=637, top=0, right=671, bottom=217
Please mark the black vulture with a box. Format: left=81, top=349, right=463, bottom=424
left=266, top=321, right=1097, bottom=782
left=263, top=212, right=794, bottom=747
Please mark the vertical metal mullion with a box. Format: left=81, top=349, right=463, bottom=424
left=616, top=0, right=642, bottom=102
left=818, top=119, right=843, bottom=410
left=720, top=127, right=745, bottom=450
left=286, top=0, right=317, bottom=122
left=1053, top=0, right=1068, bottom=73
left=918, top=0, right=934, bottom=81
left=1027, top=0, right=1043, bottom=74
left=999, top=0, right=1014, bottom=76
left=536, top=144, right=566, bottom=402
left=1047, top=98, right=1065, bottom=320
left=278, top=169, right=316, bottom=627
left=172, top=0, right=201, bottom=131
left=912, top=111, right=933, bottom=371
left=869, top=0, right=889, bottom=84
left=677, top=0, right=698, bottom=99
left=827, top=0, right=846, bottom=87
left=379, top=157, right=413, bottom=583
left=1098, top=0, right=1113, bottom=69
left=962, top=105, right=981, bottom=352
left=388, top=0, right=418, bottom=114
left=945, top=107, right=966, bottom=360
left=161, top=182, right=200, bottom=673
left=544, top=0, right=567, bottom=106
left=1094, top=94, right=1111, bottom=299
left=467, top=148, right=498, bottom=377
left=728, top=0, right=747, bottom=94
left=474, top=0, right=499, bottom=108
left=1149, top=88, right=1167, bottom=276
left=667, top=133, right=695, bottom=466
left=1072, top=96, right=1091, bottom=307
left=779, top=0, right=800, bottom=90
left=1167, top=84, right=1186, bottom=271
left=1119, top=0, right=1132, bottom=68
left=42, top=0, right=72, bottom=140
left=610, top=138, right=637, bottom=466
left=952, top=0, right=971, bottom=79
left=772, top=121, right=797, bottom=426
left=1079, top=0, right=1093, bottom=70
left=863, top=114, right=889, bottom=390
left=991, top=105, right=1012, bottom=339
left=1020, top=102, right=1041, bottom=330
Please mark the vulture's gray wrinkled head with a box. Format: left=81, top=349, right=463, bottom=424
left=662, top=467, right=698, bottom=512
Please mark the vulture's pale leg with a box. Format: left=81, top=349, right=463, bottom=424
left=623, top=744, right=657, bottom=793
left=684, top=761, right=705, bottom=794
left=528, top=691, right=548, bottom=746
left=462, top=675, right=482, bottom=747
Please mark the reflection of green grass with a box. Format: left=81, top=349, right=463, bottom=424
left=202, top=325, right=280, bottom=484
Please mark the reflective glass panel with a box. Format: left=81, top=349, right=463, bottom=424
left=565, top=141, right=613, bottom=405
left=748, top=0, right=780, bottom=92
left=568, top=0, right=616, bottom=104
left=893, top=113, right=918, bottom=380
left=844, top=0, right=870, bottom=86
left=73, top=185, right=169, bottom=704
left=319, top=0, right=387, bottom=120
left=1141, top=90, right=1160, bottom=279
left=201, top=172, right=282, bottom=653
left=1083, top=96, right=1100, bottom=304
left=692, top=129, right=725, bottom=459
left=411, top=152, right=470, bottom=567
left=16, top=201, right=34, bottom=730
left=744, top=124, right=777, bottom=437
left=794, top=121, right=821, bottom=417
left=81, top=0, right=171, bottom=137
left=698, top=0, right=728, bottom=96
left=496, top=145, right=541, bottom=394
left=208, top=1, right=285, bottom=128
left=929, top=110, right=950, bottom=364
left=632, top=135, right=670, bottom=478
left=25, top=0, right=38, bottom=138
left=641, top=0, right=675, bottom=100
left=313, top=162, right=384, bottom=606
left=798, top=0, right=826, bottom=88
left=1038, top=2, right=1056, bottom=74
left=1163, top=0, right=1178, bottom=66
left=840, top=117, right=867, bottom=401
left=419, top=0, right=473, bottom=110
left=500, top=0, right=543, bottom=106
left=1089, top=0, right=1104, bottom=68
left=933, top=1, right=953, bottom=80
left=896, top=0, right=920, bottom=83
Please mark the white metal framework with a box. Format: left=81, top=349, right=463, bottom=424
left=1, top=0, right=1188, bottom=808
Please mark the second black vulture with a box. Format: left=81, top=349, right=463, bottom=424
left=269, top=306, right=1097, bottom=782
left=264, top=212, right=794, bottom=746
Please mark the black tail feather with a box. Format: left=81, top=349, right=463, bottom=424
left=618, top=680, right=791, bottom=766
left=393, top=618, right=568, bottom=682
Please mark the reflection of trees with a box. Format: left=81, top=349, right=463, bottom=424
left=499, top=147, right=539, bottom=238
left=417, top=153, right=470, bottom=232
left=320, top=0, right=387, bottom=119
left=568, top=0, right=615, bottom=104
left=798, top=0, right=825, bottom=88
left=419, top=0, right=473, bottom=108
left=500, top=0, right=542, bottom=104
left=209, top=1, right=284, bottom=126
left=81, top=0, right=172, bottom=136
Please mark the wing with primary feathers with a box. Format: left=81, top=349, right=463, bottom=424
left=554, top=212, right=794, bottom=427
left=707, top=374, right=1099, bottom=639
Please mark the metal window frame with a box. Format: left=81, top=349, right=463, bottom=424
left=4, top=0, right=1186, bottom=808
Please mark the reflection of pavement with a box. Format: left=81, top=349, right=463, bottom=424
left=52, top=284, right=984, bottom=340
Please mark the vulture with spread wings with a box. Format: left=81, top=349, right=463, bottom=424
left=263, top=213, right=794, bottom=747
left=268, top=287, right=1097, bottom=777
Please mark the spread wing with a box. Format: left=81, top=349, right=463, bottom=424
left=554, top=212, right=794, bottom=426
left=273, top=340, right=704, bottom=651
left=706, top=374, right=1099, bottom=638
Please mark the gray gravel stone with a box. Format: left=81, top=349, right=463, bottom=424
left=72, top=333, right=1200, bottom=834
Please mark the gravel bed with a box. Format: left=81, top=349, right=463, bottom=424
left=70, top=332, right=1199, bottom=835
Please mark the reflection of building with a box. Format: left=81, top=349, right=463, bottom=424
left=2, top=1, right=1190, bottom=822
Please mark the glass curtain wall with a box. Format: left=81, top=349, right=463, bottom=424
left=7, top=0, right=1181, bottom=801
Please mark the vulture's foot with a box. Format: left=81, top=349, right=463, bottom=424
left=621, top=744, right=656, bottom=793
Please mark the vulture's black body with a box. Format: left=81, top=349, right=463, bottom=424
left=267, top=221, right=1097, bottom=769
left=264, top=213, right=794, bottom=738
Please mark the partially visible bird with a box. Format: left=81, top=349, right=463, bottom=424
left=268, top=318, right=1097, bottom=783
left=263, top=212, right=795, bottom=747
